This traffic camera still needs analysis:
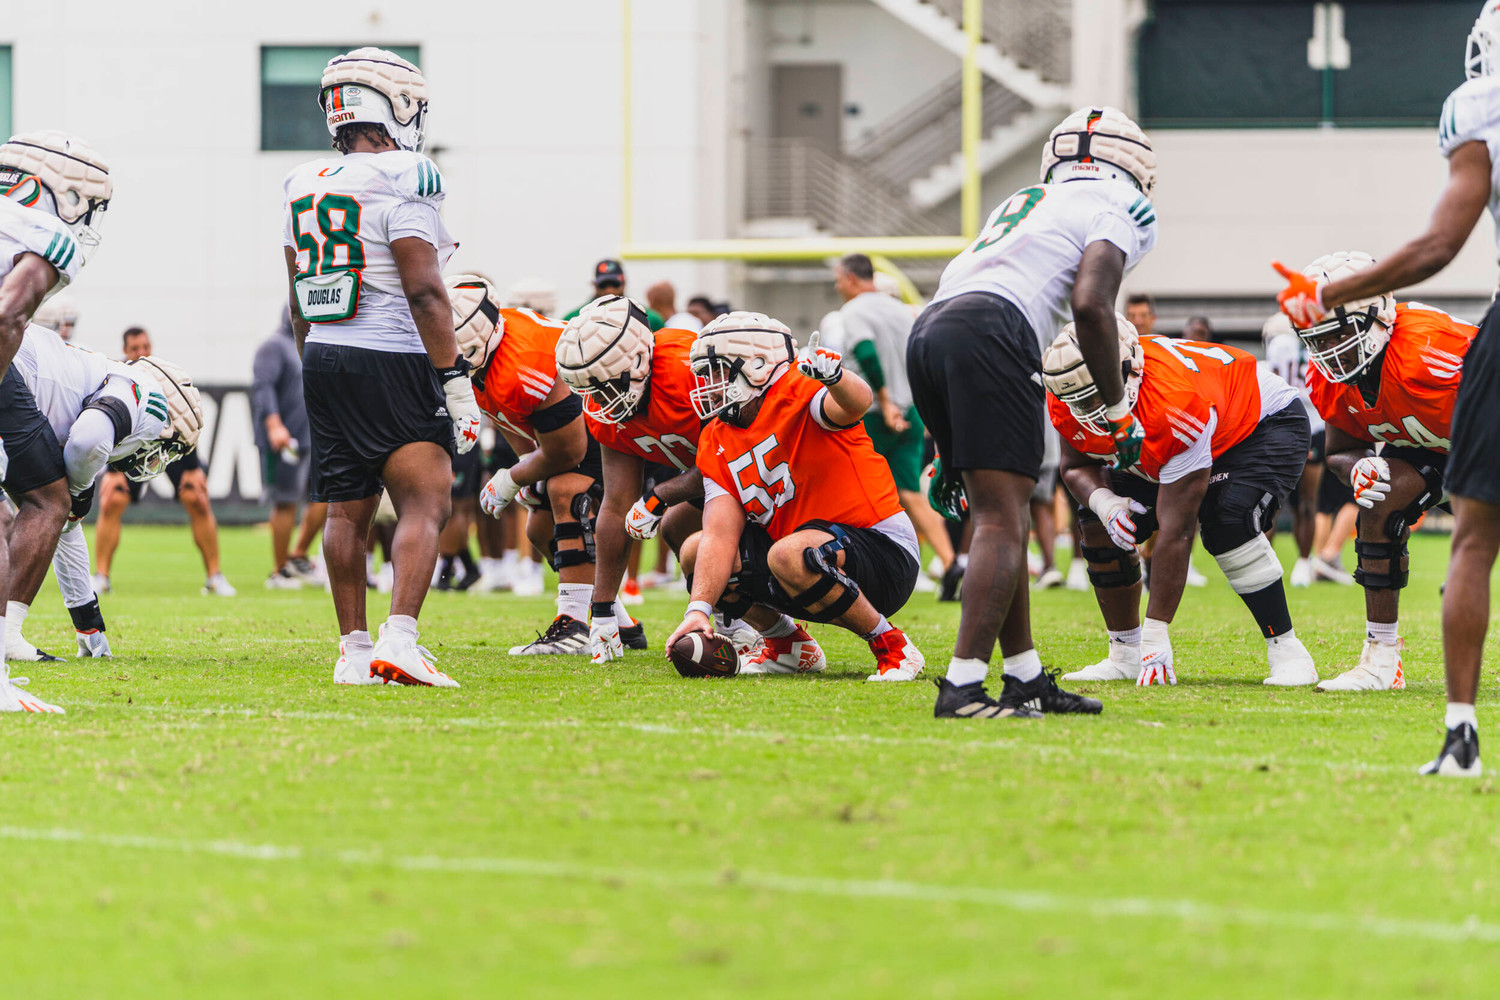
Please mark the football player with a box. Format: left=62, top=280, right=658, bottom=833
left=1285, top=252, right=1476, bottom=692
left=663, top=312, right=926, bottom=681
left=554, top=295, right=758, bottom=664
left=1273, top=0, right=1500, bottom=774
left=448, top=278, right=646, bottom=654
left=1044, top=315, right=1319, bottom=687
left=281, top=48, right=481, bottom=687
left=6, top=329, right=201, bottom=663
left=907, top=107, right=1158, bottom=719
left=0, top=130, right=111, bottom=713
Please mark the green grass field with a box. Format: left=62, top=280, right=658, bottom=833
left=3, top=526, right=1497, bottom=999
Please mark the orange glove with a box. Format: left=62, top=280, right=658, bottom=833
left=1271, top=261, right=1327, bottom=328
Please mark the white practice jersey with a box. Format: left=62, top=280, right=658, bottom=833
left=282, top=150, right=456, bottom=354
left=1440, top=74, right=1500, bottom=262
left=931, top=179, right=1158, bottom=348
left=0, top=197, right=84, bottom=299
left=1263, top=332, right=1324, bottom=434
left=11, top=324, right=165, bottom=453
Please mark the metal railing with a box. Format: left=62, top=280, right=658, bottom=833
left=744, top=139, right=951, bottom=237
left=847, top=73, right=1031, bottom=189
left=924, top=0, right=1072, bottom=83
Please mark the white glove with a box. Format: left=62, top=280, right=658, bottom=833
left=626, top=493, right=665, bottom=540
left=480, top=467, right=521, bottom=518
left=1350, top=456, right=1392, bottom=509
left=441, top=370, right=482, bottom=455
left=590, top=615, right=625, bottom=664
left=77, top=630, right=112, bottom=658
left=796, top=330, right=844, bottom=386
left=516, top=483, right=544, bottom=511
left=1136, top=617, right=1176, bottom=686
left=0, top=439, right=8, bottom=482
left=1088, top=488, right=1149, bottom=551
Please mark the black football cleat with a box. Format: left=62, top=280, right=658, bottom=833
left=999, top=669, right=1103, bottom=715
left=938, top=563, right=964, bottom=603
left=933, top=677, right=1041, bottom=719
left=1419, top=723, right=1482, bottom=777
left=620, top=621, right=649, bottom=650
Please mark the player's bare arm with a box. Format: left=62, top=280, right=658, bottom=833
left=506, top=382, right=588, bottom=487
left=1322, top=424, right=1374, bottom=486
left=593, top=444, right=646, bottom=605
left=665, top=494, right=745, bottom=651
left=392, top=236, right=457, bottom=368
left=0, top=253, right=58, bottom=371
left=281, top=247, right=310, bottom=353
left=1144, top=468, right=1209, bottom=624
left=652, top=469, right=704, bottom=506
left=1071, top=242, right=1129, bottom=407
left=1057, top=438, right=1111, bottom=509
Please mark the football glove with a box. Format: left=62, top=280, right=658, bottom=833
left=589, top=614, right=625, bottom=665
left=1087, top=488, right=1148, bottom=551
left=796, top=330, right=844, bottom=386
left=626, top=491, right=666, bottom=540
left=68, top=482, right=97, bottom=523
left=438, top=360, right=482, bottom=455
left=516, top=483, right=544, bottom=511
left=1104, top=401, right=1146, bottom=471
left=479, top=467, right=522, bottom=518
left=76, top=630, right=112, bottom=658
left=1272, top=260, right=1328, bottom=328
left=1350, top=456, right=1392, bottom=509
left=1137, top=617, right=1176, bottom=686
left=924, top=455, right=968, bottom=523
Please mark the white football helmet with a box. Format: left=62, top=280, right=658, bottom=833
left=1041, top=313, right=1144, bottom=434
left=689, top=311, right=796, bottom=423
left=320, top=47, right=428, bottom=152
left=556, top=295, right=656, bottom=425
left=502, top=276, right=558, bottom=316
left=0, top=131, right=112, bottom=264
left=445, top=274, right=504, bottom=385
left=1468, top=1, right=1500, bottom=78
left=1294, top=252, right=1396, bottom=383
left=116, top=356, right=204, bottom=482
left=1041, top=107, right=1156, bottom=196
left=33, top=291, right=79, bottom=334
left=1261, top=310, right=1294, bottom=345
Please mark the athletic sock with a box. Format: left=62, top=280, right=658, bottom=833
left=6, top=601, right=29, bottom=638
left=342, top=630, right=374, bottom=654
left=1002, top=648, right=1044, bottom=682
left=383, top=615, right=418, bottom=640
left=1366, top=619, right=1400, bottom=646
left=945, top=656, right=988, bottom=686
left=760, top=615, right=797, bottom=640
left=861, top=616, right=893, bottom=641
left=1446, top=702, right=1478, bottom=730
left=1237, top=580, right=1294, bottom=639
left=1108, top=625, right=1143, bottom=647
left=557, top=583, right=592, bottom=623
left=611, top=599, right=633, bottom=624
left=457, top=548, right=477, bottom=575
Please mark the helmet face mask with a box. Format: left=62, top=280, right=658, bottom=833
left=1294, top=251, right=1395, bottom=383
left=1468, top=1, right=1500, bottom=78
left=320, top=49, right=428, bottom=152
left=688, top=312, right=796, bottom=424
left=113, top=356, right=203, bottom=481
left=1041, top=313, right=1144, bottom=434
left=556, top=296, right=656, bottom=426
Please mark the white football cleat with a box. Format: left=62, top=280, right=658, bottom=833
left=911, top=572, right=937, bottom=593
left=1264, top=634, right=1318, bottom=686
left=1065, top=559, right=1089, bottom=592
left=725, top=624, right=762, bottom=663
left=1063, top=639, right=1141, bottom=681
left=741, top=626, right=826, bottom=674
left=511, top=561, right=546, bottom=597
left=0, top=663, right=65, bottom=714
left=76, top=630, right=112, bottom=658
left=90, top=573, right=112, bottom=594
left=202, top=573, right=237, bottom=597
left=1310, top=554, right=1355, bottom=585
left=866, top=627, right=925, bottom=681
left=370, top=626, right=459, bottom=687
left=1289, top=558, right=1312, bottom=588
left=1185, top=564, right=1209, bottom=588
left=333, top=640, right=382, bottom=686
left=1034, top=567, right=1064, bottom=590
left=1316, top=638, right=1405, bottom=692
left=6, top=627, right=64, bottom=663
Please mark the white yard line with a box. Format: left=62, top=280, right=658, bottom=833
left=0, top=823, right=1491, bottom=944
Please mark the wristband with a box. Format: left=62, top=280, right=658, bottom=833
left=436, top=357, right=472, bottom=384
left=641, top=490, right=664, bottom=514
left=686, top=600, right=714, bottom=619
left=591, top=601, right=615, bottom=618
left=1104, top=398, right=1132, bottom=422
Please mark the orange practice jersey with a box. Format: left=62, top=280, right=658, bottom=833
left=1306, top=303, right=1475, bottom=453
left=472, top=307, right=568, bottom=442
left=697, top=370, right=902, bottom=539
left=1049, top=336, right=1266, bottom=483
left=586, top=328, right=702, bottom=471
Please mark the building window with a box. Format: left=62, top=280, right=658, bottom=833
left=260, top=45, right=420, bottom=151
left=1138, top=1, right=1472, bottom=128
left=0, top=46, right=12, bottom=140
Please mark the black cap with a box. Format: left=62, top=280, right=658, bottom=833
left=592, top=258, right=625, bottom=287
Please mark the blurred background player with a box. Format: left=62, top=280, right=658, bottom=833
left=1293, top=252, right=1475, bottom=692
left=450, top=277, right=644, bottom=654
left=907, top=107, right=1160, bottom=720
left=31, top=291, right=78, bottom=343
left=1045, top=316, right=1317, bottom=687
left=1262, top=311, right=1322, bottom=587
left=562, top=259, right=664, bottom=331
left=0, top=129, right=111, bottom=713
left=92, top=325, right=236, bottom=597
left=254, top=312, right=326, bottom=588
left=665, top=312, right=925, bottom=681
left=282, top=47, right=479, bottom=687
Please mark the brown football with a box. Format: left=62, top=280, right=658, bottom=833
left=669, top=631, right=740, bottom=678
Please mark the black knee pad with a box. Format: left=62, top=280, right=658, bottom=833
left=549, top=521, right=594, bottom=569
left=1199, top=483, right=1277, bottom=555
left=1354, top=536, right=1410, bottom=591
left=782, top=526, right=861, bottom=624
left=1383, top=464, right=1446, bottom=541
left=1079, top=543, right=1142, bottom=589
